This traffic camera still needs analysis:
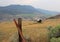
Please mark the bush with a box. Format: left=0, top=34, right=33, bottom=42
left=47, top=25, right=60, bottom=42
left=50, top=37, right=60, bottom=42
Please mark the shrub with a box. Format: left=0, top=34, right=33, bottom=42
left=47, top=25, right=60, bottom=42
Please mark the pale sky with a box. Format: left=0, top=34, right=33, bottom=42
left=0, top=0, right=60, bottom=12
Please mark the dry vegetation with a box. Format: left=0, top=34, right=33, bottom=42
left=0, top=19, right=60, bottom=42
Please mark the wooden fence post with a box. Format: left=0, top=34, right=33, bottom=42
left=18, top=18, right=22, bottom=42
left=18, top=18, right=22, bottom=32
left=13, top=18, right=26, bottom=42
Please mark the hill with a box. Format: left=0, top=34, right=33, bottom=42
left=38, top=9, right=59, bottom=16
left=0, top=5, right=59, bottom=15
left=0, top=5, right=59, bottom=21
left=0, top=5, right=40, bottom=15
left=48, top=14, right=60, bottom=19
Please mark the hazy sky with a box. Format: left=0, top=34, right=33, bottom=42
left=0, top=0, right=60, bottom=12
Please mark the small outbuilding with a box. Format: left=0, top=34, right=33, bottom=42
left=33, top=15, right=46, bottom=23
left=37, top=19, right=42, bottom=23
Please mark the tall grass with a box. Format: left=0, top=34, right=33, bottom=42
left=0, top=19, right=60, bottom=42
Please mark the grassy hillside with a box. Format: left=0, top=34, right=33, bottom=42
left=0, top=19, right=60, bottom=42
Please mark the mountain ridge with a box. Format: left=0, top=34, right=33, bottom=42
left=0, top=5, right=40, bottom=15
left=0, top=5, right=59, bottom=15
left=0, top=5, right=60, bottom=21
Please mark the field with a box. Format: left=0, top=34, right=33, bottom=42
left=0, top=19, right=60, bottom=42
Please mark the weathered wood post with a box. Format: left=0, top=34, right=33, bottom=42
left=13, top=18, right=26, bottom=42
left=18, top=18, right=22, bottom=42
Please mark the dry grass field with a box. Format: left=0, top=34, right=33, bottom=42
left=0, top=19, right=60, bottom=42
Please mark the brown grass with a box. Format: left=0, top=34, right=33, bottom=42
left=0, top=19, right=60, bottom=42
